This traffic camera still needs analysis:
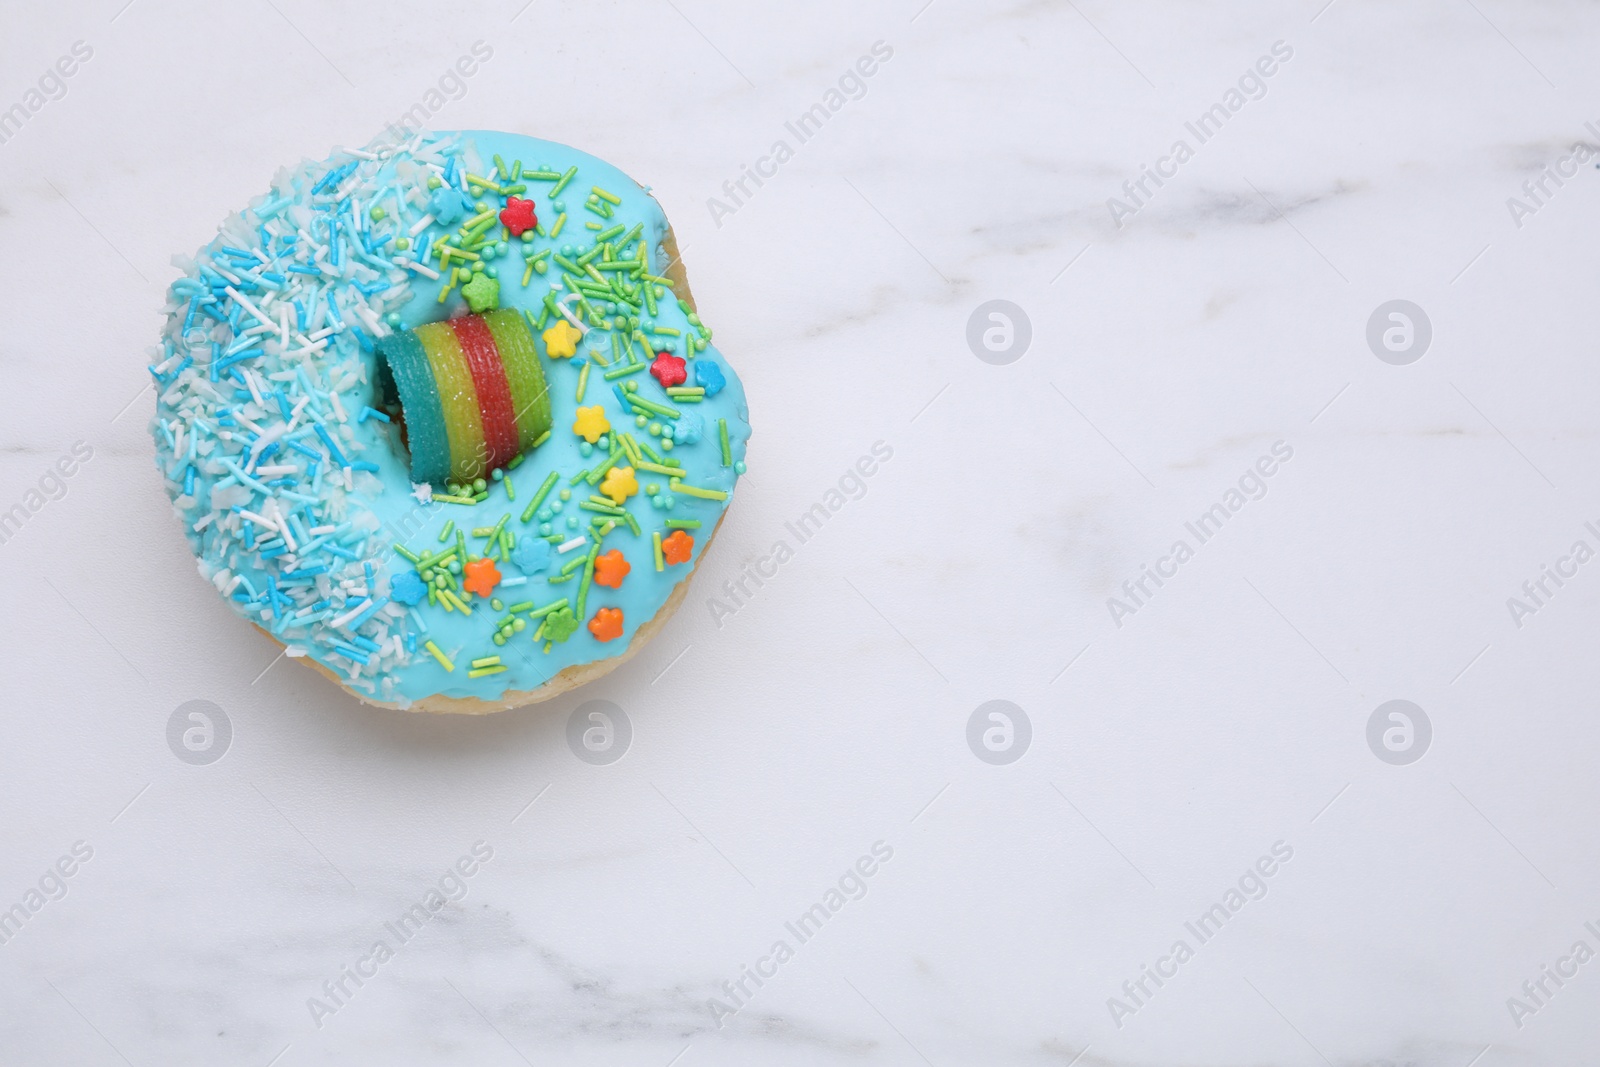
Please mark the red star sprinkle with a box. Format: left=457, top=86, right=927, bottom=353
left=498, top=196, right=538, bottom=237
left=462, top=557, right=502, bottom=598
left=650, top=351, right=687, bottom=388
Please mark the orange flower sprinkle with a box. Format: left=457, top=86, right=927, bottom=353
left=462, top=557, right=502, bottom=598
left=661, top=529, right=694, bottom=566
left=588, top=607, right=624, bottom=642
left=593, top=549, right=631, bottom=589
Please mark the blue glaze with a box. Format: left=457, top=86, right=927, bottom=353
left=152, top=131, right=750, bottom=708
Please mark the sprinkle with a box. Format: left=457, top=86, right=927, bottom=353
left=520, top=470, right=561, bottom=523
left=575, top=361, right=590, bottom=403
left=557, top=535, right=588, bottom=553
left=665, top=518, right=702, bottom=529
left=652, top=531, right=664, bottom=571
left=719, top=418, right=731, bottom=466
left=424, top=640, right=455, bottom=672
left=550, top=166, right=578, bottom=198
left=470, top=655, right=503, bottom=669
left=669, top=480, right=729, bottom=501
left=468, top=665, right=508, bottom=678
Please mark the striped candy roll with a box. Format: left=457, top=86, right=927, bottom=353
left=378, top=310, right=552, bottom=484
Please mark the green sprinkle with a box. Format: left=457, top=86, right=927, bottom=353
left=507, top=452, right=526, bottom=471
left=594, top=223, right=625, bottom=242
left=653, top=531, right=664, bottom=571
left=471, top=655, right=503, bottom=669
left=524, top=169, right=561, bottom=180
left=666, top=518, right=702, bottom=529
left=550, top=212, right=567, bottom=238
left=622, top=511, right=640, bottom=537
left=438, top=520, right=456, bottom=542
left=531, top=429, right=551, bottom=448
left=580, top=500, right=625, bottom=516
left=431, top=493, right=478, bottom=506
left=521, top=470, right=560, bottom=523
left=393, top=543, right=420, bottom=563
left=671, top=480, right=729, bottom=501
left=665, top=386, right=703, bottom=396
left=424, top=641, right=455, bottom=672
left=472, top=526, right=496, bottom=538
left=603, top=362, right=645, bottom=381
left=468, top=665, right=508, bottom=678
left=719, top=418, right=731, bottom=466
left=592, top=186, right=622, bottom=205
left=587, top=450, right=626, bottom=485
left=576, top=361, right=591, bottom=403
left=550, top=166, right=578, bottom=198
left=628, top=395, right=680, bottom=419
left=576, top=543, right=599, bottom=618
left=635, top=461, right=682, bottom=476
left=527, top=598, right=569, bottom=617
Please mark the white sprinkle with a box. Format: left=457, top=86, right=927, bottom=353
left=330, top=391, right=348, bottom=423
left=556, top=294, right=588, bottom=334
left=408, top=214, right=435, bottom=236
left=286, top=647, right=307, bottom=658
left=398, top=258, right=440, bottom=281
left=242, top=368, right=266, bottom=406
left=225, top=286, right=277, bottom=330
left=557, top=536, right=588, bottom=554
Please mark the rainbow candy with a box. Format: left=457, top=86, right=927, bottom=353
left=378, top=310, right=552, bottom=484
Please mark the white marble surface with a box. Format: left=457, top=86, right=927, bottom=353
left=4, top=0, right=1600, bottom=1063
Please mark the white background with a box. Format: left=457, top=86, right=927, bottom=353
left=2, top=0, right=1599, bottom=1064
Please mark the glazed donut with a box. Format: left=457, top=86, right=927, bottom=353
left=150, top=130, right=749, bottom=713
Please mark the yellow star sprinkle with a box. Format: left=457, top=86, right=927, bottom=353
left=572, top=405, right=610, bottom=443
left=599, top=465, right=638, bottom=505
left=542, top=319, right=582, bottom=359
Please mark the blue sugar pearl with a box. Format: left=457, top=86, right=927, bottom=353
left=567, top=515, right=579, bottom=529
left=484, top=266, right=498, bottom=278
left=650, top=494, right=664, bottom=508
left=663, top=494, right=675, bottom=510
left=539, top=522, right=553, bottom=536
left=550, top=499, right=564, bottom=513
left=734, top=460, right=746, bottom=474
left=596, top=435, right=608, bottom=449
left=384, top=312, right=402, bottom=327
left=537, top=507, right=552, bottom=521
left=579, top=441, right=593, bottom=457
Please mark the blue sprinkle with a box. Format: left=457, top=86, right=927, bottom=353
left=695, top=361, right=726, bottom=396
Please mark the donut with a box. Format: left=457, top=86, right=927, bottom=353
left=149, top=131, right=749, bottom=713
